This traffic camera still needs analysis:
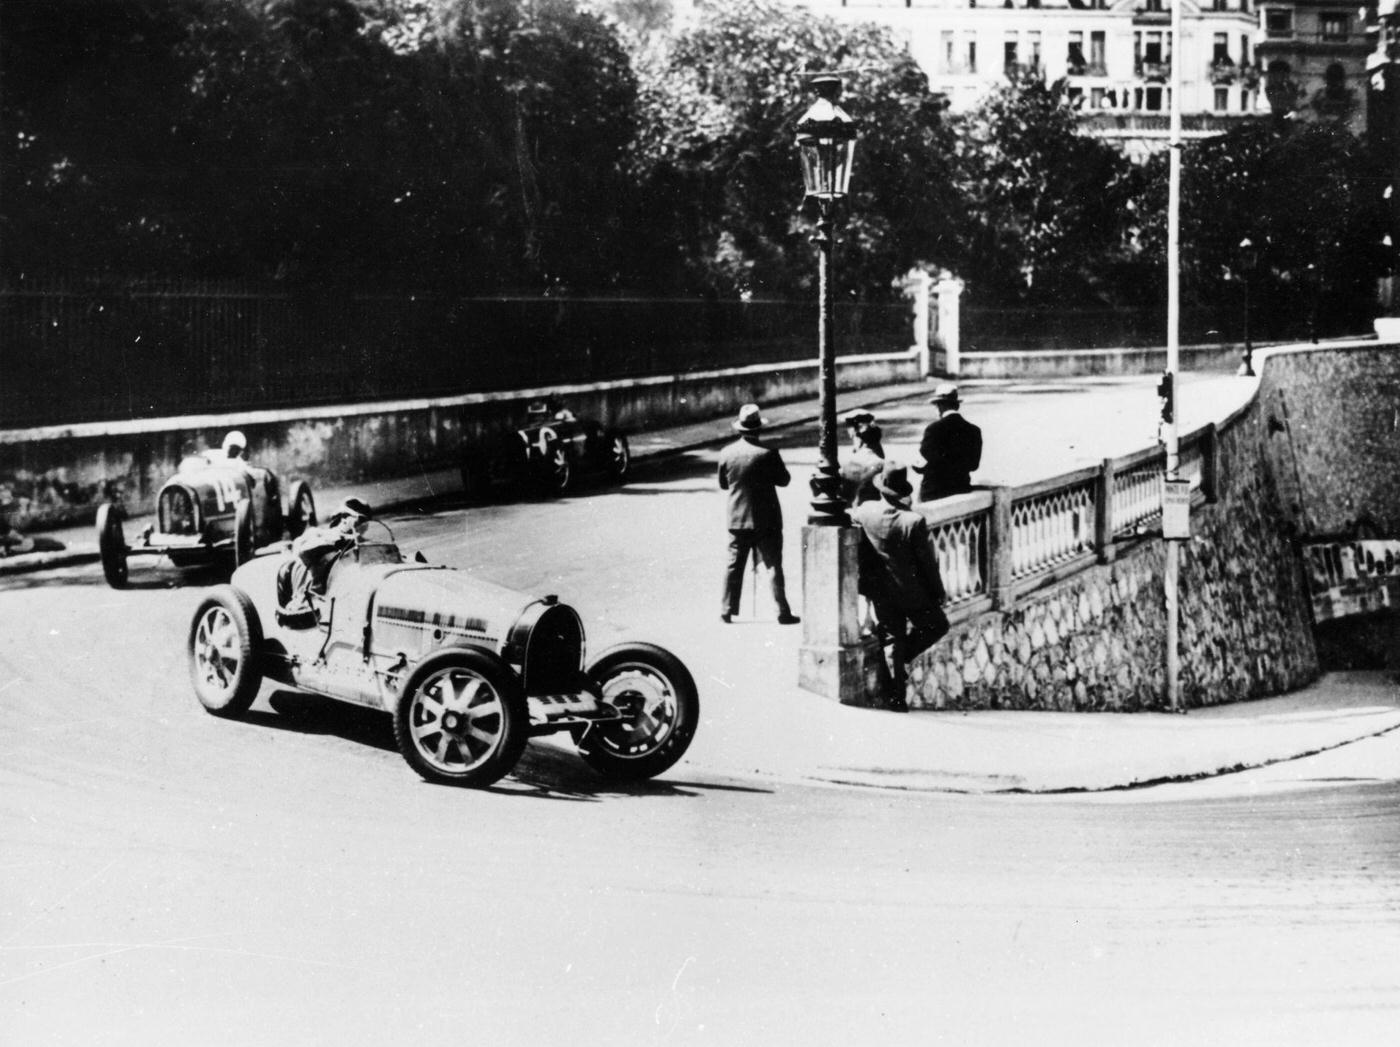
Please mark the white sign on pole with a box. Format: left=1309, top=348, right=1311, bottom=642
left=1162, top=479, right=1191, bottom=540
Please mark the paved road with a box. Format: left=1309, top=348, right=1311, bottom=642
left=4, top=374, right=1399, bottom=1044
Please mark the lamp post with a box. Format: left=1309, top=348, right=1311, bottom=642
left=796, top=74, right=857, bottom=525
left=1239, top=236, right=1258, bottom=376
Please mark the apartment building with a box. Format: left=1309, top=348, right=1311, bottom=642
left=769, top=1, right=1371, bottom=154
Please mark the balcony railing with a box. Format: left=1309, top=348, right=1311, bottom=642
left=1209, top=59, right=1237, bottom=85
left=1136, top=60, right=1172, bottom=81
left=917, top=423, right=1221, bottom=622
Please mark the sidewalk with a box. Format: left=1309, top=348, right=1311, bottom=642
left=6, top=376, right=1400, bottom=793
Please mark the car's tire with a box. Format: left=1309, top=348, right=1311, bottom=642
left=608, top=433, right=630, bottom=484
left=233, top=499, right=254, bottom=566
left=392, top=648, right=529, bottom=787
left=95, top=502, right=129, bottom=589
left=578, top=643, right=699, bottom=782
left=544, top=442, right=571, bottom=495
left=189, top=585, right=264, bottom=718
left=285, top=480, right=316, bottom=539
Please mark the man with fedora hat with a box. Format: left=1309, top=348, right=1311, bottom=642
left=915, top=382, right=981, bottom=503
left=851, top=461, right=949, bottom=705
left=717, top=403, right=799, bottom=625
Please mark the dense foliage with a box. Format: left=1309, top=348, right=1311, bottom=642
left=1, top=0, right=1389, bottom=325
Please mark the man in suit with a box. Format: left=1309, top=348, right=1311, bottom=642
left=717, top=403, right=800, bottom=625
left=916, top=382, right=982, bottom=502
left=851, top=462, right=950, bottom=707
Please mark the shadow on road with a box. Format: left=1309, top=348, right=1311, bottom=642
left=254, top=689, right=773, bottom=801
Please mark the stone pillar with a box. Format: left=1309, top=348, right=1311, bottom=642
left=904, top=268, right=932, bottom=375
left=798, top=524, right=870, bottom=704
left=933, top=271, right=965, bottom=377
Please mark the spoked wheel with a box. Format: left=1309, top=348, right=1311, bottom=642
left=95, top=502, right=128, bottom=589
left=544, top=443, right=571, bottom=495
left=188, top=586, right=263, bottom=717
left=285, top=480, right=316, bottom=539
left=578, top=643, right=699, bottom=782
left=233, top=499, right=254, bottom=566
left=392, top=648, right=529, bottom=787
left=608, top=433, right=630, bottom=484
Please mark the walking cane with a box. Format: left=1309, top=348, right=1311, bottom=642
left=749, top=546, right=758, bottom=620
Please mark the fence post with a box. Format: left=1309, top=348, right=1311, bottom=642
left=1096, top=457, right=1117, bottom=564
left=989, top=486, right=1016, bottom=610
left=933, top=271, right=964, bottom=377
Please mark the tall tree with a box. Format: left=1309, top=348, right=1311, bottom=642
left=628, top=0, right=958, bottom=299
left=952, top=72, right=1143, bottom=307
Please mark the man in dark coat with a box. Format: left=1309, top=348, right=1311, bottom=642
left=851, top=462, right=950, bottom=706
left=717, top=403, right=799, bottom=625
left=916, top=382, right=982, bottom=502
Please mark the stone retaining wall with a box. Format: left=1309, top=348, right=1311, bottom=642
left=1257, top=344, right=1400, bottom=536
left=905, top=363, right=1323, bottom=711
left=0, top=352, right=919, bottom=530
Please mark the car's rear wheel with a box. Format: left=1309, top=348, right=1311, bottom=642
left=95, top=502, right=128, bottom=589
left=285, top=480, right=316, bottom=539
left=608, top=433, right=630, bottom=483
left=393, top=648, right=529, bottom=787
left=578, top=643, right=699, bottom=782
left=233, top=499, right=254, bottom=566
left=189, top=586, right=263, bottom=717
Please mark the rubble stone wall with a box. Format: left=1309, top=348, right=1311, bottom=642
left=905, top=366, right=1324, bottom=711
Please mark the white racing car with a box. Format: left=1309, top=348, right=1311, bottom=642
left=187, top=520, right=697, bottom=788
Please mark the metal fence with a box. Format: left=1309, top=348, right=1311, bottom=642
left=0, top=276, right=912, bottom=428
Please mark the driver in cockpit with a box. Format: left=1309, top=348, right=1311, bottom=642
left=276, top=498, right=373, bottom=626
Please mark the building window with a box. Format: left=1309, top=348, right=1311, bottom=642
left=1028, top=31, right=1041, bottom=71
left=1213, top=33, right=1229, bottom=63
left=1264, top=9, right=1293, bottom=39
left=1213, top=0, right=1227, bottom=9
left=943, top=30, right=956, bottom=73
left=967, top=38, right=978, bottom=75
left=1145, top=0, right=1165, bottom=11
left=1144, top=85, right=1164, bottom=111
left=1241, top=35, right=1250, bottom=67
left=1091, top=86, right=1106, bottom=108
left=1005, top=33, right=1019, bottom=74
left=1320, top=15, right=1349, bottom=41
left=1214, top=87, right=1229, bottom=110
left=1090, top=31, right=1106, bottom=74
left=1068, top=32, right=1086, bottom=75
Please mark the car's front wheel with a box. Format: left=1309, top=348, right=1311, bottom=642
left=578, top=643, right=699, bottom=782
left=189, top=586, right=263, bottom=717
left=608, top=433, right=630, bottom=483
left=543, top=443, right=571, bottom=495
left=392, top=648, right=529, bottom=787
left=95, top=502, right=128, bottom=588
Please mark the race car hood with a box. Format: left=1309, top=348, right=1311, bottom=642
left=369, top=567, right=545, bottom=652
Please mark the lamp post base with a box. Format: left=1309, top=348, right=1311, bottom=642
left=797, top=524, right=872, bottom=704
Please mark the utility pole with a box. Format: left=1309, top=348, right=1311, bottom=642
left=1162, top=0, right=1184, bottom=713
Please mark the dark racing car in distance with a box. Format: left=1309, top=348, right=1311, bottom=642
left=460, top=400, right=630, bottom=500
left=187, top=514, right=698, bottom=788
left=96, top=454, right=316, bottom=588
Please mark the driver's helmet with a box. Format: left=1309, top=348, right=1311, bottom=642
left=328, top=498, right=373, bottom=535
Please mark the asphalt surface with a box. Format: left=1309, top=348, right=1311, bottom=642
left=5, top=371, right=1399, bottom=794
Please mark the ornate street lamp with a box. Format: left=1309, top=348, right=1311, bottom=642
left=1239, top=236, right=1258, bottom=376
left=796, top=73, right=858, bottom=525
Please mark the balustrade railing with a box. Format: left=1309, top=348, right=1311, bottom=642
left=915, top=424, right=1217, bottom=621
